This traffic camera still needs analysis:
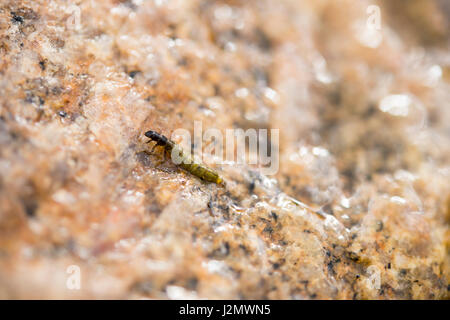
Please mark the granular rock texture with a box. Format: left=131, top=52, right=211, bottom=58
left=0, top=0, right=449, bottom=299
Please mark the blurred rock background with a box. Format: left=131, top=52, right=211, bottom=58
left=0, top=0, right=448, bottom=299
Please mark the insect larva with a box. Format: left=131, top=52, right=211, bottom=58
left=144, top=130, right=224, bottom=185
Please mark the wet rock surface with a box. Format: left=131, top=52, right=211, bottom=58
left=0, top=0, right=448, bottom=299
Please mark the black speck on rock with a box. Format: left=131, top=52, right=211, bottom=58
left=270, top=211, right=278, bottom=221
left=39, top=60, right=46, bottom=71
left=11, top=8, right=39, bottom=24
left=11, top=12, right=24, bottom=24
left=128, top=70, right=140, bottom=78
left=186, top=277, right=198, bottom=290
left=22, top=198, right=38, bottom=218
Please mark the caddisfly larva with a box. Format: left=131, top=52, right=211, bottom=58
left=144, top=130, right=224, bottom=186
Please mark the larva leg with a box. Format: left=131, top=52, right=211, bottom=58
left=147, top=142, right=165, bottom=155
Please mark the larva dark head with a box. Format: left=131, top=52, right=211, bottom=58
left=145, top=130, right=159, bottom=140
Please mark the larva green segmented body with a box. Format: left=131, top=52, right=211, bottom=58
left=145, top=130, right=224, bottom=185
